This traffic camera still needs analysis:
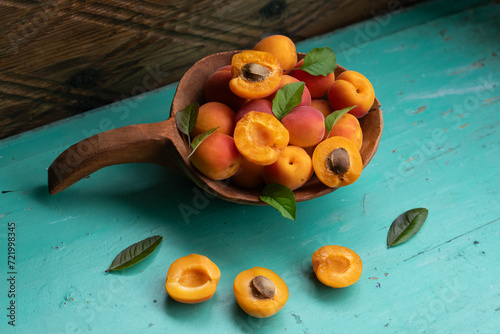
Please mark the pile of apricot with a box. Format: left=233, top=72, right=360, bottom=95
left=189, top=35, right=375, bottom=192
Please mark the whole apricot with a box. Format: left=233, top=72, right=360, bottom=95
left=292, top=59, right=335, bottom=98
left=190, top=133, right=243, bottom=180
left=328, top=70, right=375, bottom=118
left=265, top=75, right=311, bottom=106
left=234, top=111, right=289, bottom=166
left=311, top=98, right=334, bottom=118
left=205, top=65, right=247, bottom=111
left=191, top=102, right=235, bottom=138
left=281, top=106, right=325, bottom=147
left=165, top=253, right=221, bottom=303
left=230, top=157, right=265, bottom=189
left=253, top=35, right=297, bottom=74
left=233, top=267, right=289, bottom=318
left=312, top=245, right=362, bottom=288
left=312, top=136, right=363, bottom=188
left=229, top=50, right=283, bottom=100
left=262, top=145, right=313, bottom=191
left=325, top=113, right=363, bottom=151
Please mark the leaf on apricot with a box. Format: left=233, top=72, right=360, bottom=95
left=387, top=208, right=429, bottom=248
left=105, top=235, right=163, bottom=272
left=324, top=105, right=357, bottom=138
left=188, top=127, right=219, bottom=158
left=175, top=102, right=199, bottom=146
left=260, top=183, right=296, bottom=221
left=300, top=47, right=337, bottom=76
left=272, top=82, right=305, bottom=121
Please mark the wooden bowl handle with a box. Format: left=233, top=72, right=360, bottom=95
left=48, top=118, right=183, bottom=195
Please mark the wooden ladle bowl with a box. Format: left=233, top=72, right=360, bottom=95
left=48, top=51, right=383, bottom=205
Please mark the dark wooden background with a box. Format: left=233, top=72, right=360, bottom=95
left=0, top=0, right=417, bottom=139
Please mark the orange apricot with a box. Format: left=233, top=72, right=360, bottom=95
left=262, top=145, right=313, bottom=191
left=253, top=35, right=297, bottom=74
left=325, top=113, right=363, bottom=151
left=328, top=70, right=375, bottom=118
left=165, top=253, right=221, bottom=303
left=191, top=102, right=235, bottom=138
left=190, top=133, right=243, bottom=180
left=310, top=98, right=334, bottom=118
left=229, top=50, right=283, bottom=100
left=233, top=267, right=289, bottom=318
left=312, top=136, right=362, bottom=188
left=312, top=245, right=363, bottom=288
left=230, top=157, right=265, bottom=189
left=234, top=111, right=289, bottom=166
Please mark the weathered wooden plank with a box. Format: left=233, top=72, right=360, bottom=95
left=0, top=0, right=419, bottom=139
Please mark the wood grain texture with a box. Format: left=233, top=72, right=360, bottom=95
left=0, top=0, right=417, bottom=139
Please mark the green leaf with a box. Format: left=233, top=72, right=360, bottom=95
left=260, top=183, right=296, bottom=221
left=175, top=102, right=199, bottom=145
left=272, top=82, right=305, bottom=121
left=387, top=208, right=429, bottom=247
left=105, top=235, right=163, bottom=272
left=324, top=106, right=357, bottom=138
left=188, top=127, right=218, bottom=158
left=300, top=47, right=337, bottom=76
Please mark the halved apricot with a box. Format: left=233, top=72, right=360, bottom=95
left=233, top=267, right=289, bottom=318
left=234, top=111, right=289, bottom=166
left=312, top=245, right=363, bottom=288
left=312, top=136, right=362, bottom=188
left=229, top=50, right=283, bottom=99
left=165, top=254, right=221, bottom=304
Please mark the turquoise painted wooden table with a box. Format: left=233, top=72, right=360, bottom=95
left=1, top=0, right=499, bottom=333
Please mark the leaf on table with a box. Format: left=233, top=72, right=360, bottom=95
left=272, top=82, right=305, bottom=121
left=260, top=183, right=296, bottom=221
left=188, top=127, right=219, bottom=158
left=300, top=47, right=337, bottom=76
left=387, top=208, right=429, bottom=247
left=105, top=235, right=163, bottom=272
left=175, top=102, right=199, bottom=146
left=324, top=106, right=356, bottom=138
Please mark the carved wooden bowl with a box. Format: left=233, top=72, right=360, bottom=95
left=48, top=51, right=382, bottom=205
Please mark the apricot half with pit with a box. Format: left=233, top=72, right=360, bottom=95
left=312, top=136, right=363, bottom=188
left=233, top=267, right=289, bottom=318
left=229, top=50, right=283, bottom=100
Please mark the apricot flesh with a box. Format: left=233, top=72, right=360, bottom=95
left=312, top=245, right=362, bottom=288
left=312, top=136, right=362, bottom=188
left=165, top=254, right=221, bottom=303
left=233, top=267, right=289, bottom=318
left=234, top=111, right=289, bottom=166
